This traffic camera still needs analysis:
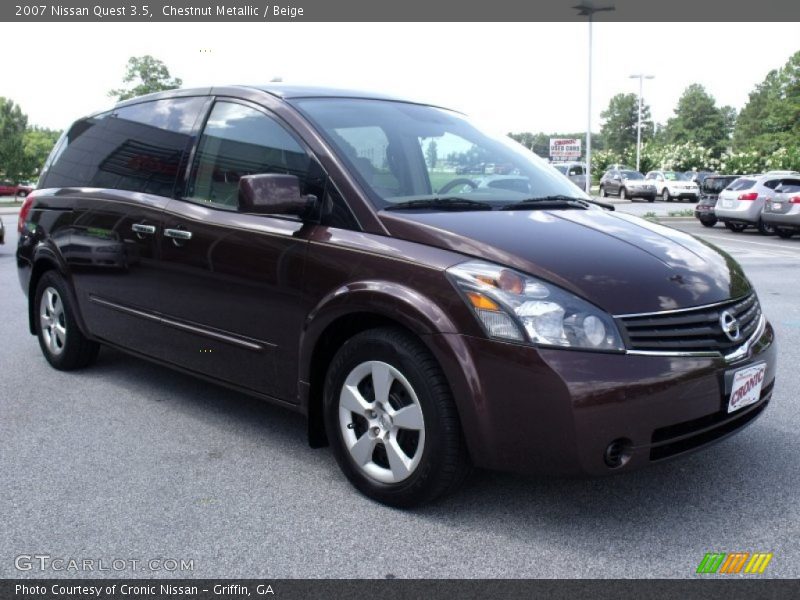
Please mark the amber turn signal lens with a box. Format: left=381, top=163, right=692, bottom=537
left=466, top=292, right=500, bottom=311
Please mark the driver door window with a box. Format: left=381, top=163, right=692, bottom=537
left=187, top=101, right=310, bottom=209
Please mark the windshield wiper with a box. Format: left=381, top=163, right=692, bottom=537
left=501, top=195, right=615, bottom=211
left=384, top=197, right=494, bottom=211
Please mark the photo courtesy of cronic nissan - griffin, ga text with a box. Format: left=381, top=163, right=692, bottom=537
left=16, top=85, right=776, bottom=507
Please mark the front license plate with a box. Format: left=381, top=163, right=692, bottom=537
left=728, top=363, right=766, bottom=413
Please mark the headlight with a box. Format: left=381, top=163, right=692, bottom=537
left=447, top=261, right=624, bottom=351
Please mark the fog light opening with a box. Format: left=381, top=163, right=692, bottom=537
left=604, top=438, right=633, bottom=469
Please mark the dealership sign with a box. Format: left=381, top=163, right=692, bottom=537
left=549, top=138, right=582, bottom=160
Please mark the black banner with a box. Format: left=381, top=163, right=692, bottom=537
left=2, top=0, right=799, bottom=22
left=3, top=579, right=800, bottom=600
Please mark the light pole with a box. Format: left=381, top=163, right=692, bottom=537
left=629, top=73, right=654, bottom=173
left=573, top=2, right=614, bottom=196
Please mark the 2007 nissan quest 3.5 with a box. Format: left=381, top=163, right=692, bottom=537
left=17, top=85, right=776, bottom=507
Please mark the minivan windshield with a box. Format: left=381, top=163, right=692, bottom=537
left=292, top=98, right=587, bottom=210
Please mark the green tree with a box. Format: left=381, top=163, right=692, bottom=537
left=0, top=97, right=29, bottom=182
left=22, top=127, right=61, bottom=180
left=425, top=139, right=438, bottom=168
left=734, top=51, right=800, bottom=153
left=662, top=84, right=730, bottom=155
left=108, top=55, right=183, bottom=101
left=600, top=93, right=653, bottom=155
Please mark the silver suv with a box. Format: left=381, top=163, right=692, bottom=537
left=551, top=161, right=587, bottom=191
left=760, top=177, right=800, bottom=239
left=715, top=172, right=800, bottom=234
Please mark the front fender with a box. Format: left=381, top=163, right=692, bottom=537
left=299, top=280, right=458, bottom=382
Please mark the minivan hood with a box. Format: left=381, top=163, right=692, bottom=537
left=379, top=208, right=751, bottom=315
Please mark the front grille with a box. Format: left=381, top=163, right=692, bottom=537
left=618, top=293, right=762, bottom=354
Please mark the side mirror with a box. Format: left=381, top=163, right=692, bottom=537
left=238, top=173, right=316, bottom=217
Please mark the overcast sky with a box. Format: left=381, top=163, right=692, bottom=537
left=2, top=22, right=798, bottom=135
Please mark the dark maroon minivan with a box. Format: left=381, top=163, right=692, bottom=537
left=17, top=85, right=776, bottom=506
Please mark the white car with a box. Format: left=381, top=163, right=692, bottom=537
left=645, top=170, right=699, bottom=203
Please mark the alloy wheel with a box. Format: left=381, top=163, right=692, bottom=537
left=338, top=360, right=425, bottom=484
left=40, top=286, right=67, bottom=356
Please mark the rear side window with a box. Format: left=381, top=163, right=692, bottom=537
left=776, top=179, right=800, bottom=193
left=727, top=178, right=755, bottom=191
left=568, top=165, right=584, bottom=176
left=762, top=179, right=782, bottom=190
left=42, top=97, right=206, bottom=197
left=186, top=101, right=311, bottom=209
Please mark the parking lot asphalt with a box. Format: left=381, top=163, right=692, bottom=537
left=1, top=212, right=798, bottom=579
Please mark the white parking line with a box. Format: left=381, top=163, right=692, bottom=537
left=697, top=233, right=800, bottom=254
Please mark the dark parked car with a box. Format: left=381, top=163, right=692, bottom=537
left=599, top=169, right=656, bottom=201
left=694, top=174, right=741, bottom=227
left=17, top=85, right=777, bottom=507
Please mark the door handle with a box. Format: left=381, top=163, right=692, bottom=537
left=164, top=228, right=193, bottom=246
left=131, top=223, right=156, bottom=236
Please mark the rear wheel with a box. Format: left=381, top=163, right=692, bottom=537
left=324, top=327, right=470, bottom=507
left=775, top=228, right=794, bottom=239
left=757, top=220, right=775, bottom=236
left=662, top=189, right=671, bottom=202
left=700, top=218, right=717, bottom=228
left=34, top=271, right=99, bottom=370
left=725, top=222, right=747, bottom=233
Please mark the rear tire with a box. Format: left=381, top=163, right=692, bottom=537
left=775, top=228, right=794, bottom=239
left=700, top=218, right=717, bottom=228
left=757, top=220, right=775, bottom=236
left=646, top=196, right=655, bottom=203
left=34, top=271, right=100, bottom=370
left=725, top=222, right=746, bottom=233
left=324, top=327, right=471, bottom=508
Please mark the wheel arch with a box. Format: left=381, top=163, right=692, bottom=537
left=28, top=248, right=88, bottom=338
left=299, top=281, right=467, bottom=450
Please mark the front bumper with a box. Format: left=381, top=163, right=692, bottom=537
left=668, top=188, right=698, bottom=200
left=436, top=320, right=776, bottom=476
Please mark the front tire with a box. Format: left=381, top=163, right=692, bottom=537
left=599, top=186, right=607, bottom=198
left=619, top=187, right=627, bottom=200
left=34, top=271, right=100, bottom=370
left=662, top=189, right=671, bottom=202
left=324, top=327, right=470, bottom=507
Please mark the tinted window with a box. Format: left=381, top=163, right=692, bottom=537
left=568, top=165, right=584, bottom=176
left=727, top=178, right=755, bottom=191
left=620, top=170, right=643, bottom=180
left=187, top=102, right=311, bottom=209
left=776, top=181, right=800, bottom=194
left=763, top=179, right=782, bottom=190
left=702, top=177, right=736, bottom=193
left=42, top=98, right=205, bottom=196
